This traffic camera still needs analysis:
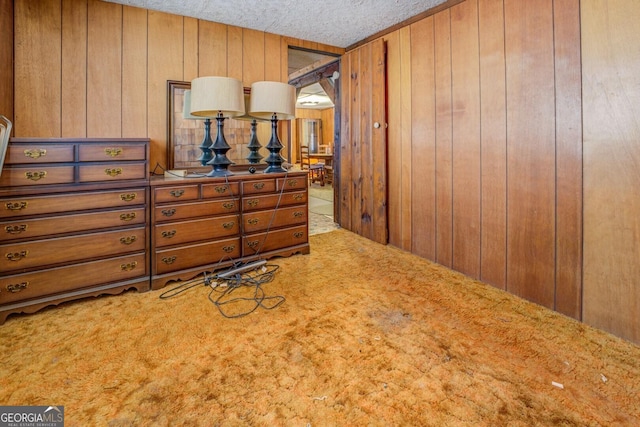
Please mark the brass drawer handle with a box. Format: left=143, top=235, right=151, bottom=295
left=105, top=147, right=123, bottom=157
left=120, top=236, right=137, bottom=245
left=214, top=185, right=229, bottom=194
left=5, top=201, right=28, bottom=211
left=120, top=193, right=137, bottom=202
left=25, top=171, right=47, bottom=181
left=24, top=148, right=46, bottom=159
left=247, top=240, right=259, bottom=249
left=105, top=168, right=122, bottom=177
left=247, top=218, right=259, bottom=225
left=169, top=189, right=185, bottom=198
left=5, top=224, right=27, bottom=234
left=286, top=179, right=298, bottom=187
left=247, top=199, right=259, bottom=208
left=162, top=256, right=177, bottom=264
left=6, top=282, right=28, bottom=293
left=120, top=212, right=136, bottom=221
left=222, top=245, right=235, bottom=253
left=253, top=182, right=265, bottom=190
left=222, top=221, right=235, bottom=230
left=161, top=230, right=176, bottom=238
left=222, top=202, right=235, bottom=210
left=293, top=194, right=304, bottom=201
left=6, top=250, right=28, bottom=261
left=293, top=211, right=304, bottom=218
left=120, top=261, right=137, bottom=271
left=161, top=208, right=176, bottom=217
left=293, top=231, right=304, bottom=239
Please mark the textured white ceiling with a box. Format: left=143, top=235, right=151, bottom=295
left=104, top=0, right=447, bottom=48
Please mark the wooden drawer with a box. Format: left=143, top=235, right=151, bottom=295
left=202, top=182, right=240, bottom=199
left=5, top=144, right=74, bottom=164
left=154, top=214, right=239, bottom=248
left=0, top=188, right=146, bottom=219
left=0, top=166, right=75, bottom=187
left=0, top=253, right=147, bottom=304
left=243, top=225, right=307, bottom=256
left=79, top=162, right=146, bottom=182
left=78, top=143, right=146, bottom=161
left=242, top=190, right=307, bottom=212
left=1, top=227, right=146, bottom=273
left=154, top=237, right=241, bottom=274
left=154, top=198, right=238, bottom=223
left=243, top=205, right=307, bottom=233
left=154, top=185, right=199, bottom=203
left=277, top=175, right=308, bottom=191
left=1, top=206, right=146, bottom=242
left=242, top=178, right=276, bottom=195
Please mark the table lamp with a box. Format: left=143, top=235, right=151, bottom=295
left=234, top=93, right=264, bottom=164
left=249, top=81, right=296, bottom=173
left=190, top=76, right=245, bottom=177
left=182, top=89, right=213, bottom=167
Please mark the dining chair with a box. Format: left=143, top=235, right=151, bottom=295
left=300, top=145, right=325, bottom=186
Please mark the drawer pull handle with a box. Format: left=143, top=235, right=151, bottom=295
left=222, top=221, right=235, bottom=230
left=162, top=256, right=177, bottom=265
left=247, top=199, right=259, bottom=208
left=120, top=212, right=136, bottom=221
left=222, top=245, right=235, bottom=253
left=25, top=171, right=47, bottom=181
left=6, top=282, right=28, bottom=293
left=5, top=224, right=27, bottom=234
left=24, top=149, right=46, bottom=159
left=161, top=208, right=176, bottom=217
left=169, top=189, right=185, bottom=198
left=120, top=193, right=137, bottom=202
left=120, top=236, right=137, bottom=245
left=248, top=218, right=259, bottom=225
left=286, top=179, right=298, bottom=187
left=105, top=168, right=122, bottom=177
left=222, top=202, right=235, bottom=210
left=6, top=250, right=28, bottom=261
left=105, top=147, right=123, bottom=157
left=120, top=261, right=137, bottom=271
left=214, top=185, right=229, bottom=194
left=293, top=194, right=304, bottom=201
left=293, top=231, right=304, bottom=239
left=293, top=211, right=304, bottom=218
left=253, top=182, right=265, bottom=190
left=161, top=230, right=176, bottom=238
left=247, top=240, right=259, bottom=249
left=5, top=201, right=28, bottom=211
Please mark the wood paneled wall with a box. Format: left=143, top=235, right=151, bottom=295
left=582, top=0, right=640, bottom=343
left=384, top=0, right=583, bottom=319
left=0, top=0, right=12, bottom=123
left=11, top=0, right=343, bottom=170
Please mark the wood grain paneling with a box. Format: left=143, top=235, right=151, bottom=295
left=386, top=30, right=401, bottom=246
left=62, top=0, right=87, bottom=137
left=434, top=9, right=453, bottom=268
left=264, top=33, right=282, bottom=81
left=339, top=49, right=354, bottom=231
left=410, top=17, right=436, bottom=260
left=553, top=0, right=582, bottom=319
left=478, top=0, right=507, bottom=289
left=0, top=0, right=12, bottom=123
left=451, top=0, right=481, bottom=278
left=504, top=0, right=556, bottom=307
left=87, top=0, right=122, bottom=137
left=199, top=21, right=227, bottom=76
left=227, top=25, right=243, bottom=80
left=183, top=17, right=199, bottom=83
left=398, top=26, right=413, bottom=250
left=122, top=5, right=148, bottom=138
left=243, top=28, right=265, bottom=86
left=582, top=0, right=640, bottom=343
left=14, top=0, right=61, bottom=137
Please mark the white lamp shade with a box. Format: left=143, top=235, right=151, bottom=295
left=182, top=90, right=203, bottom=120
left=249, top=81, right=296, bottom=120
left=190, top=76, right=245, bottom=118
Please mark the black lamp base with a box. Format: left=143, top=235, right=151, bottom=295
left=205, top=113, right=234, bottom=177
left=264, top=115, right=286, bottom=174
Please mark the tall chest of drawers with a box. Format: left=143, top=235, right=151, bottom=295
left=0, top=138, right=150, bottom=323
left=150, top=171, right=310, bottom=290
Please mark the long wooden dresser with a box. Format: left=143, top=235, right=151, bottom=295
left=150, top=171, right=309, bottom=290
left=0, top=138, right=150, bottom=324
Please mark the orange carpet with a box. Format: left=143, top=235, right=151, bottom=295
left=1, top=229, right=639, bottom=426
